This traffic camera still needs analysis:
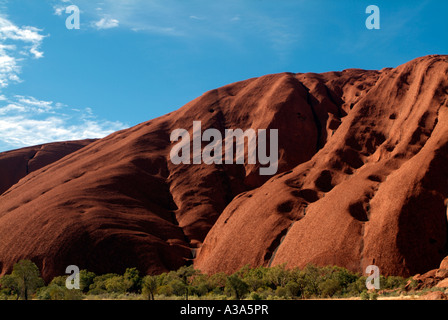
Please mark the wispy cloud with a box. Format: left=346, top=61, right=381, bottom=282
left=0, top=18, right=45, bottom=56
left=52, top=0, right=298, bottom=52
left=189, top=15, right=205, bottom=21
left=0, top=94, right=127, bottom=151
left=0, top=15, right=46, bottom=87
left=94, top=17, right=119, bottom=30
left=53, top=5, right=65, bottom=16
left=53, top=0, right=74, bottom=16
left=130, top=25, right=183, bottom=36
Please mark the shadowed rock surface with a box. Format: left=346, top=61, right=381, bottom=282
left=0, top=140, right=96, bottom=195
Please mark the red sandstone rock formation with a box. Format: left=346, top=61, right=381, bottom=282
left=0, top=140, right=95, bottom=195
left=195, top=55, right=448, bottom=278
left=0, top=55, right=447, bottom=281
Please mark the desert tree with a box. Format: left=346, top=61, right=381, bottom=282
left=176, top=265, right=199, bottom=300
left=225, top=274, right=249, bottom=300
left=142, top=275, right=159, bottom=300
left=10, top=260, right=44, bottom=300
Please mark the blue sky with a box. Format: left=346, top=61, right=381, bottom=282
left=0, top=0, right=446, bottom=152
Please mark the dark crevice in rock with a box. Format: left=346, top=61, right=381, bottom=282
left=265, top=221, right=295, bottom=267
left=300, top=83, right=324, bottom=152
left=25, top=149, right=39, bottom=175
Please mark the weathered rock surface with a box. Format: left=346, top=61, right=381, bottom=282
left=195, top=55, right=448, bottom=278
left=0, top=140, right=95, bottom=195
left=420, top=291, right=448, bottom=300
left=0, top=55, right=447, bottom=281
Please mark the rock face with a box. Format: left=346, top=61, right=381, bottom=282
left=0, top=140, right=95, bottom=195
left=0, top=55, right=447, bottom=281
left=420, top=291, right=448, bottom=300
left=195, top=55, right=448, bottom=278
left=405, top=255, right=448, bottom=290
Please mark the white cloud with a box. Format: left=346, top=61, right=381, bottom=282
left=0, top=53, right=21, bottom=88
left=14, top=95, right=54, bottom=113
left=0, top=15, right=46, bottom=88
left=0, top=18, right=45, bottom=58
left=0, top=103, right=26, bottom=114
left=189, top=15, right=204, bottom=21
left=94, top=17, right=119, bottom=30
left=29, top=46, right=44, bottom=59
left=53, top=0, right=75, bottom=16
left=130, top=25, right=182, bottom=36
left=53, top=6, right=65, bottom=16
left=0, top=95, right=127, bottom=151
left=51, top=0, right=298, bottom=55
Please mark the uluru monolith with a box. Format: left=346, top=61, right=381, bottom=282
left=0, top=55, right=447, bottom=281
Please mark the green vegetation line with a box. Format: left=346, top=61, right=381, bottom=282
left=0, top=260, right=412, bottom=300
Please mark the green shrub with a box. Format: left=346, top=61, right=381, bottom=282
left=123, top=268, right=142, bottom=293
left=0, top=260, right=44, bottom=300
left=285, top=281, right=301, bottom=298
left=50, top=276, right=67, bottom=287
left=157, top=284, right=174, bottom=296
left=382, top=276, right=407, bottom=290
left=0, top=259, right=414, bottom=300
left=244, top=267, right=267, bottom=292
left=142, top=275, right=159, bottom=300
left=249, top=292, right=262, bottom=300
left=88, top=273, right=119, bottom=295
left=191, top=282, right=208, bottom=297
left=176, top=265, right=198, bottom=300
left=360, top=290, right=370, bottom=300
left=170, top=279, right=187, bottom=297
left=0, top=274, right=20, bottom=298
left=275, top=286, right=288, bottom=299
left=0, top=292, right=14, bottom=300
left=105, top=275, right=127, bottom=294
left=256, top=287, right=275, bottom=300
left=225, top=274, right=249, bottom=300
left=37, top=284, right=83, bottom=300
left=207, top=272, right=227, bottom=295
left=369, top=291, right=378, bottom=300
left=264, top=264, right=290, bottom=289
left=347, top=276, right=368, bottom=296
left=79, top=270, right=96, bottom=293
left=319, top=278, right=341, bottom=297
left=301, top=264, right=321, bottom=297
